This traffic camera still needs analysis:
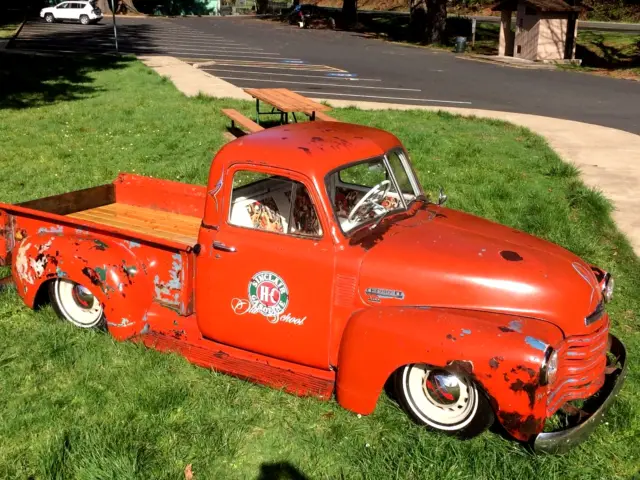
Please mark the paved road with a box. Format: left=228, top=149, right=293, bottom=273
left=11, top=17, right=640, bottom=133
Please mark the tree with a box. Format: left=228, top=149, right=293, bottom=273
left=408, top=0, right=426, bottom=41
left=96, top=0, right=139, bottom=14
left=342, top=0, right=357, bottom=28
left=424, top=0, right=446, bottom=44
left=408, top=0, right=446, bottom=44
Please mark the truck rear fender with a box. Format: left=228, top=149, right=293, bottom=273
left=336, top=306, right=564, bottom=441
left=13, top=234, right=154, bottom=340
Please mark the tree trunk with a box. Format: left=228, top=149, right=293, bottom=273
left=96, top=0, right=111, bottom=13
left=408, top=0, right=426, bottom=41
left=97, top=0, right=139, bottom=14
left=424, top=0, right=446, bottom=44
left=342, top=0, right=357, bottom=28
left=256, top=0, right=269, bottom=14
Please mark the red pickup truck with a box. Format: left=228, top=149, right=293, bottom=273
left=0, top=121, right=626, bottom=453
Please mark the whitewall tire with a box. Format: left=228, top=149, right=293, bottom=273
left=395, top=363, right=494, bottom=438
left=49, top=279, right=105, bottom=329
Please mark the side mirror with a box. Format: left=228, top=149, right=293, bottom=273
left=437, top=187, right=448, bottom=206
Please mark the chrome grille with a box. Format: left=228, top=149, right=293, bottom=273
left=546, top=321, right=609, bottom=415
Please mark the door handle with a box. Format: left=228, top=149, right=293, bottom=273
left=213, top=241, right=237, bottom=253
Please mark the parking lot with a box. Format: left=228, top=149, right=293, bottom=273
left=10, top=15, right=640, bottom=131
left=11, top=17, right=455, bottom=106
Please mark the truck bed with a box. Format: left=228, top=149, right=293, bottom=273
left=68, top=203, right=201, bottom=246
left=2, top=173, right=206, bottom=252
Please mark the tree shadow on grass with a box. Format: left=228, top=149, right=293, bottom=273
left=257, top=462, right=309, bottom=480
left=0, top=52, right=133, bottom=109
left=0, top=18, right=172, bottom=109
left=576, top=32, right=640, bottom=70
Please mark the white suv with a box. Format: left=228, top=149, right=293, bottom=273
left=40, top=1, right=103, bottom=25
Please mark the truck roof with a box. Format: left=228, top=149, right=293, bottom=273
left=218, top=121, right=402, bottom=177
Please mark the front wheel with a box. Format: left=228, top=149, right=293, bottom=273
left=79, top=15, right=89, bottom=25
left=49, top=279, right=106, bottom=329
left=44, top=13, right=55, bottom=23
left=394, top=363, right=495, bottom=438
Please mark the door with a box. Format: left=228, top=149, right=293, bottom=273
left=55, top=3, right=72, bottom=19
left=196, top=165, right=335, bottom=369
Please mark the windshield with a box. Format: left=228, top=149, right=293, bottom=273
left=325, top=148, right=422, bottom=234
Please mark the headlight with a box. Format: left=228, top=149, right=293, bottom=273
left=602, top=273, right=614, bottom=303
left=540, top=348, right=559, bottom=386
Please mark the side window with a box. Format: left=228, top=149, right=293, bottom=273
left=229, top=170, right=322, bottom=238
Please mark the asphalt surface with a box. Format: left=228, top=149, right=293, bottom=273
left=11, top=16, right=640, bottom=133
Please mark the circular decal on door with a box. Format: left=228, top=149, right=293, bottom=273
left=248, top=271, right=289, bottom=317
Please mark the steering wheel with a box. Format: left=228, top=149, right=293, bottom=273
left=347, top=180, right=391, bottom=222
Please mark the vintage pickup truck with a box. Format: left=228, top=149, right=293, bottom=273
left=0, top=121, right=627, bottom=453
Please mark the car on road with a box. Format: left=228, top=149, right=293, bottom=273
left=40, top=1, right=103, bottom=25
left=0, top=121, right=626, bottom=453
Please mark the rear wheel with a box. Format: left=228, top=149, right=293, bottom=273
left=395, top=363, right=494, bottom=438
left=49, top=279, right=105, bottom=329
left=79, top=14, right=89, bottom=25
left=44, top=13, right=55, bottom=23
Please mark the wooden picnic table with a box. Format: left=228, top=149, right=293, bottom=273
left=244, top=88, right=332, bottom=126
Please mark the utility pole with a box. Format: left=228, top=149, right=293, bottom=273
left=110, top=0, right=119, bottom=53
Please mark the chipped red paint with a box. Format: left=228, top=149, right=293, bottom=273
left=0, top=121, right=625, bottom=450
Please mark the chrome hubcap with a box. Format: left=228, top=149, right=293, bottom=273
left=423, top=370, right=462, bottom=407
left=72, top=285, right=95, bottom=310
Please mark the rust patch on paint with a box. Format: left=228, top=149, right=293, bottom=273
left=510, top=379, right=538, bottom=409
left=500, top=250, right=523, bottom=262
left=499, top=411, right=544, bottom=437
left=489, top=356, right=504, bottom=369
left=447, top=360, right=473, bottom=376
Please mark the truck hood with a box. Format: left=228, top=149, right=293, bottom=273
left=356, top=205, right=604, bottom=337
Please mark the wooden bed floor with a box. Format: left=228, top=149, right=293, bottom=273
left=68, top=203, right=201, bottom=245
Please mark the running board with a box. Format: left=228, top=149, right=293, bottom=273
left=140, top=332, right=335, bottom=399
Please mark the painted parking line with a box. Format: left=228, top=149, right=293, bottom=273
left=195, top=59, right=346, bottom=72
left=12, top=42, right=289, bottom=59
left=294, top=90, right=472, bottom=105
left=215, top=76, right=422, bottom=92
left=18, top=35, right=248, bottom=48
left=19, top=30, right=242, bottom=45
left=14, top=40, right=278, bottom=55
left=201, top=68, right=381, bottom=82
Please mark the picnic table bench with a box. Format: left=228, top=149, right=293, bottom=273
left=221, top=89, right=338, bottom=137
left=244, top=88, right=336, bottom=125
left=221, top=108, right=264, bottom=135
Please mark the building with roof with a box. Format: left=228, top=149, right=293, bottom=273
left=492, top=0, right=588, bottom=62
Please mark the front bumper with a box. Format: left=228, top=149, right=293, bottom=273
left=534, top=334, right=627, bottom=454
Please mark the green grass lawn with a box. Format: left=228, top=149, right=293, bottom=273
left=1, top=53, right=639, bottom=479
left=575, top=30, right=640, bottom=77
left=0, top=23, right=20, bottom=39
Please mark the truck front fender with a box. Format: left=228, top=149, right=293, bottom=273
left=336, top=306, right=564, bottom=441
left=13, top=234, right=152, bottom=340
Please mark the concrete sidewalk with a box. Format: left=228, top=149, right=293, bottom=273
left=140, top=55, right=640, bottom=255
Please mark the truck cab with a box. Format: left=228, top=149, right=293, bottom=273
left=0, top=121, right=626, bottom=454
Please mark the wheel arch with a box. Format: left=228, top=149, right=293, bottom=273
left=335, top=306, right=564, bottom=441
left=12, top=233, right=153, bottom=340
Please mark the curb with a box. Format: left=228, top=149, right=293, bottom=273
left=458, top=54, right=557, bottom=70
